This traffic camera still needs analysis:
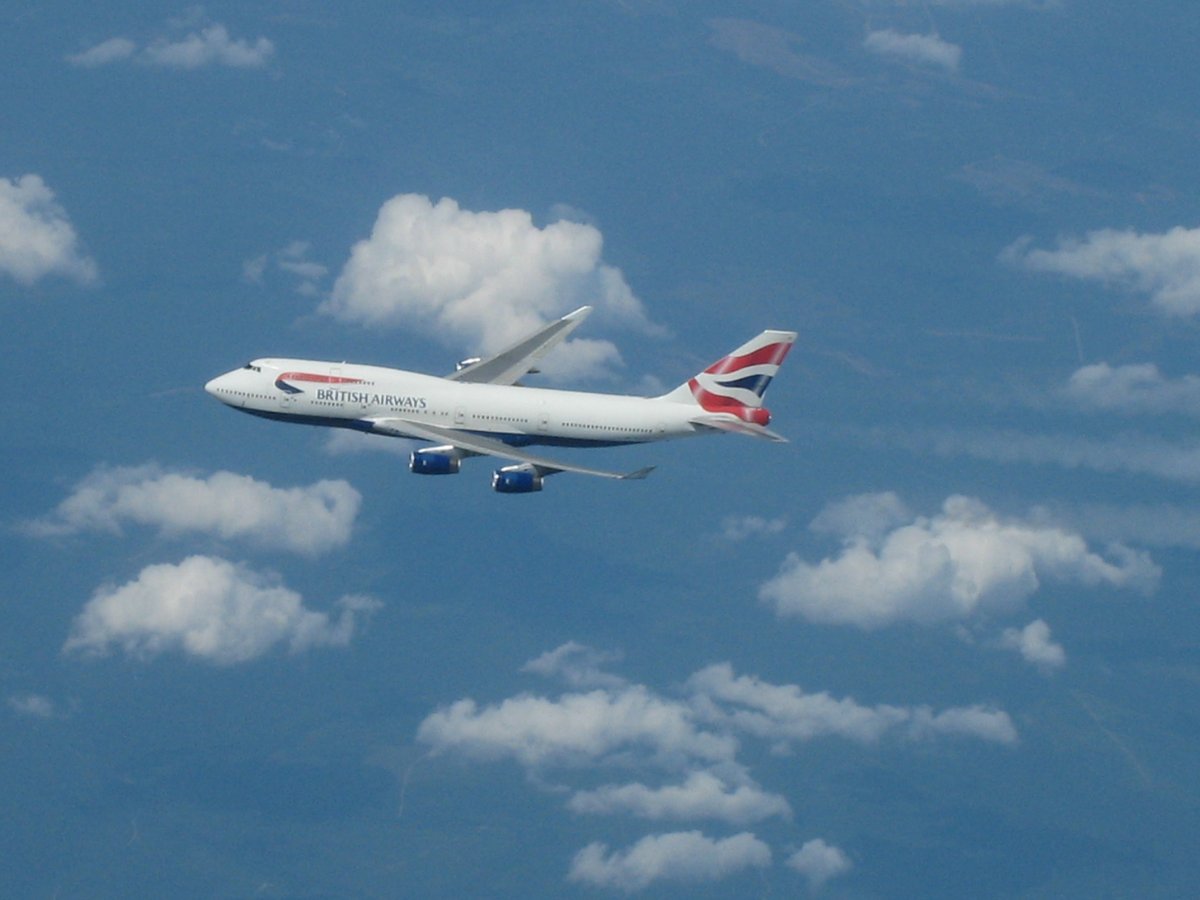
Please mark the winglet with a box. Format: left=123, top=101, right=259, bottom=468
left=621, top=466, right=656, bottom=480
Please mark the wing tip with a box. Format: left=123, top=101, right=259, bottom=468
left=622, top=466, right=656, bottom=480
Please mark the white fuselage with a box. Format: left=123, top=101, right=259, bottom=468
left=204, top=358, right=703, bottom=449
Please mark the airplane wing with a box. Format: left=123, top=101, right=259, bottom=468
left=689, top=414, right=788, bottom=443
left=446, top=306, right=592, bottom=385
left=367, top=416, right=654, bottom=480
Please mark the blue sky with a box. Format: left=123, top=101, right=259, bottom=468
left=4, top=2, right=1200, bottom=896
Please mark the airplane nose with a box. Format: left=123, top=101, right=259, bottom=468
left=205, top=374, right=229, bottom=398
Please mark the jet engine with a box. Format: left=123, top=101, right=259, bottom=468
left=410, top=447, right=462, bottom=475
left=492, top=464, right=544, bottom=493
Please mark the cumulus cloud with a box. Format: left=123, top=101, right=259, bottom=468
left=416, top=685, right=737, bottom=770
left=721, top=515, right=787, bottom=542
left=688, top=662, right=1017, bottom=746
left=1005, top=226, right=1200, bottom=316
left=322, top=194, right=651, bottom=378
left=999, top=619, right=1066, bottom=672
left=787, top=838, right=852, bottom=890
left=760, top=494, right=1158, bottom=629
left=567, top=770, right=791, bottom=825
left=64, top=556, right=379, bottom=665
left=419, top=642, right=1016, bottom=842
left=864, top=30, right=962, bottom=71
left=26, top=464, right=360, bottom=556
left=1064, top=362, right=1200, bottom=417
left=0, top=175, right=97, bottom=286
left=568, top=831, right=771, bottom=893
left=68, top=23, right=273, bottom=69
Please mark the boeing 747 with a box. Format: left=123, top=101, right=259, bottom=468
left=205, top=307, right=795, bottom=492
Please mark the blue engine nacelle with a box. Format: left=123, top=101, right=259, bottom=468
left=410, top=449, right=461, bottom=475
left=492, top=466, right=543, bottom=493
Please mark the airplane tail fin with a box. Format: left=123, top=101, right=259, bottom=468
left=657, top=329, right=796, bottom=436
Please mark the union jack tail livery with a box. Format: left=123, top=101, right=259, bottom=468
left=659, top=329, right=797, bottom=442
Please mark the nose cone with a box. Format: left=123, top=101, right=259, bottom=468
left=205, top=371, right=234, bottom=401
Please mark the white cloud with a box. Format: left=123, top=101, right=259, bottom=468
left=567, top=770, right=791, bottom=825
left=787, top=838, right=852, bottom=890
left=66, top=37, right=136, bottom=67
left=0, top=175, right=97, bottom=286
left=26, top=464, right=360, bottom=556
left=69, top=23, right=273, bottom=70
left=1005, top=226, right=1200, bottom=316
left=245, top=240, right=328, bottom=295
left=143, top=24, right=273, bottom=69
left=64, top=556, right=379, bottom=665
left=688, top=662, right=1017, bottom=746
left=760, top=493, right=1158, bottom=628
left=568, top=831, right=771, bottom=893
left=810, top=491, right=910, bottom=544
left=999, top=619, right=1066, bottom=672
left=864, top=30, right=962, bottom=71
left=521, top=641, right=626, bottom=689
left=721, top=515, right=787, bottom=542
left=416, top=685, right=737, bottom=770
left=418, top=643, right=1017, bottom=843
left=7, top=694, right=57, bottom=718
left=1064, top=362, right=1200, bottom=417
left=322, top=194, right=651, bottom=378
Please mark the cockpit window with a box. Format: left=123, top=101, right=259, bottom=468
left=242, top=363, right=262, bottom=372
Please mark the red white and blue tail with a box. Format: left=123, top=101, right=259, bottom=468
left=658, top=329, right=796, bottom=441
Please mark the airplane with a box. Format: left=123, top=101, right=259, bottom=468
left=204, top=307, right=796, bottom=492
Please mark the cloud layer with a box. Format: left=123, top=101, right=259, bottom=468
left=323, top=194, right=650, bottom=378
left=0, top=175, right=97, bottom=286
left=64, top=556, right=378, bottom=665
left=760, top=493, right=1157, bottom=628
left=28, top=464, right=360, bottom=556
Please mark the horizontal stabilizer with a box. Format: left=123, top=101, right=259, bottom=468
left=690, top=414, right=788, bottom=442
